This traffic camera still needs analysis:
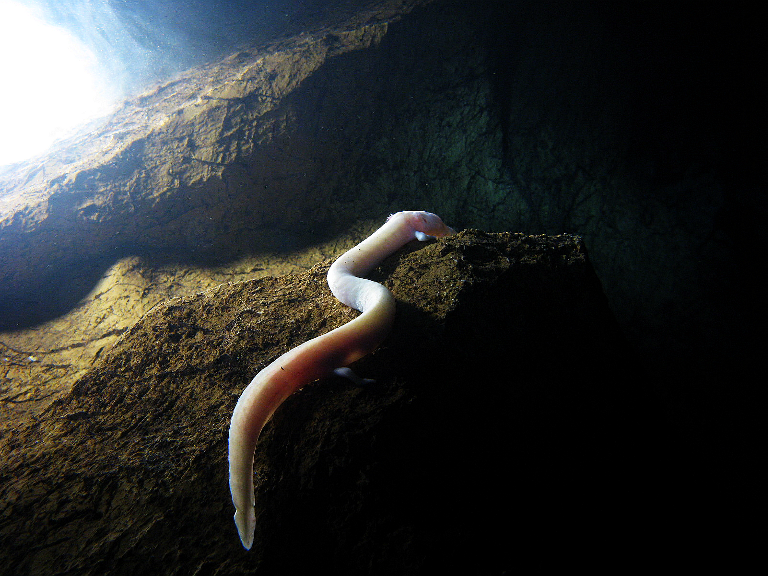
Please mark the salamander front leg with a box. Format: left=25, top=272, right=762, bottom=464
left=333, top=366, right=376, bottom=387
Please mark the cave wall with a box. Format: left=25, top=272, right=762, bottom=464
left=2, top=0, right=762, bottom=361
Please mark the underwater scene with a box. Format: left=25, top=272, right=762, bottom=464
left=0, top=0, right=763, bottom=573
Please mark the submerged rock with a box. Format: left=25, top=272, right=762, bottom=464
left=0, top=231, right=667, bottom=574
left=0, top=0, right=436, bottom=329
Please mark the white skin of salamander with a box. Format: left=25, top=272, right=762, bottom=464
left=227, top=211, right=455, bottom=550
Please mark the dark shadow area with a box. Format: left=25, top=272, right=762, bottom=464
left=0, top=220, right=339, bottom=331
left=0, top=254, right=119, bottom=330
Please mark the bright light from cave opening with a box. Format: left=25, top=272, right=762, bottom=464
left=0, top=1, right=114, bottom=167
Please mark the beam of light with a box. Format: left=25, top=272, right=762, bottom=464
left=0, top=0, right=115, bottom=167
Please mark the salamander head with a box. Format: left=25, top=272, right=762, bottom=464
left=390, top=210, right=456, bottom=239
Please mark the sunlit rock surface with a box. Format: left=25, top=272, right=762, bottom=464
left=0, top=231, right=671, bottom=574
